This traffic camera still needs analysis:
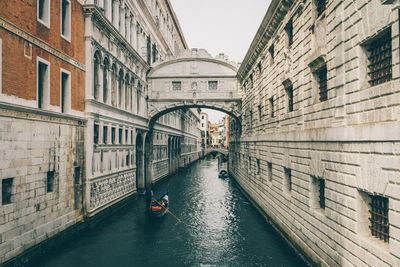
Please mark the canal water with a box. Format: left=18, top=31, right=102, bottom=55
left=36, top=156, right=308, bottom=267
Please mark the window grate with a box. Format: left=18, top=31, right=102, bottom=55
left=369, top=195, right=389, bottom=242
left=316, top=0, right=326, bottom=17
left=367, top=30, right=392, bottom=86
left=317, top=66, right=328, bottom=102
left=319, top=179, right=325, bottom=209
left=285, top=19, right=293, bottom=47
left=286, top=84, right=294, bottom=112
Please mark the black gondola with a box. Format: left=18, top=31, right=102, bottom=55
left=148, top=191, right=169, bottom=218
left=218, top=170, right=229, bottom=178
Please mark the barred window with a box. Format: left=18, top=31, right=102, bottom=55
left=285, top=19, right=293, bottom=47
left=367, top=29, right=392, bottom=86
left=269, top=44, right=275, bottom=64
left=316, top=65, right=328, bottom=102
left=284, top=167, right=292, bottom=192
left=267, top=162, right=272, bottom=182
left=284, top=82, right=294, bottom=112
left=2, top=178, right=13, bottom=205
left=315, top=0, right=326, bottom=17
left=370, top=195, right=389, bottom=243
left=47, top=171, right=55, bottom=193
left=269, top=97, right=275, bottom=118
left=208, top=81, right=218, bottom=90
left=172, top=81, right=181, bottom=91
left=318, top=179, right=325, bottom=209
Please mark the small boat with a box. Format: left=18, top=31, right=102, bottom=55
left=218, top=170, right=229, bottom=178
left=149, top=192, right=169, bottom=218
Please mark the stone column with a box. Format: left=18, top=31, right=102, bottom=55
left=113, top=0, right=119, bottom=30
left=120, top=4, right=126, bottom=37
left=98, top=63, right=104, bottom=102
left=126, top=14, right=131, bottom=44
left=106, top=0, right=112, bottom=21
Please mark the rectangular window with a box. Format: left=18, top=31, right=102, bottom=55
left=366, top=29, right=392, bottom=86
left=258, top=104, right=262, bottom=121
left=285, top=83, right=294, bottom=112
left=208, top=81, right=218, bottom=90
left=285, top=19, right=293, bottom=47
left=315, top=0, right=327, bottom=17
left=61, top=70, right=70, bottom=113
left=2, top=178, right=13, bottom=205
left=37, top=58, right=50, bottom=109
left=74, top=167, right=81, bottom=185
left=268, top=44, right=274, bottom=64
left=38, top=0, right=50, bottom=27
left=269, top=97, right=274, bottom=118
left=311, top=176, right=325, bottom=210
left=47, top=170, right=55, bottom=193
left=256, top=159, right=260, bottom=175
left=119, top=128, right=123, bottom=144
left=172, top=81, right=181, bottom=90
left=316, top=65, right=328, bottom=102
left=284, top=167, right=292, bottom=193
left=131, top=130, right=134, bottom=145
left=111, top=127, right=116, bottom=144
left=257, top=62, right=262, bottom=74
left=94, top=123, right=99, bottom=144
left=369, top=195, right=389, bottom=243
left=103, top=126, right=108, bottom=144
left=61, top=0, right=71, bottom=40
left=267, top=162, right=272, bottom=182
left=125, top=129, right=128, bottom=144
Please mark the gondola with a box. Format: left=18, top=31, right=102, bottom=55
left=148, top=192, right=169, bottom=218
left=218, top=170, right=229, bottom=179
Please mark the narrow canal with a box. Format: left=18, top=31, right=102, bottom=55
left=36, top=156, right=308, bottom=267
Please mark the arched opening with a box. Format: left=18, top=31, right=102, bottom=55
left=93, top=51, right=102, bottom=100
left=103, top=57, right=109, bottom=103
left=135, top=132, right=144, bottom=191
left=144, top=133, right=153, bottom=189
left=111, top=63, right=117, bottom=107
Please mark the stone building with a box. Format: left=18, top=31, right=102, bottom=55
left=81, top=0, right=201, bottom=215
left=231, top=0, right=400, bottom=266
left=200, top=111, right=209, bottom=148
left=0, top=0, right=86, bottom=263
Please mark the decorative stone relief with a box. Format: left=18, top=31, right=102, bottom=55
left=89, top=170, right=136, bottom=210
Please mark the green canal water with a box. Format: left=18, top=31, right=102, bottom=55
left=36, top=156, right=308, bottom=267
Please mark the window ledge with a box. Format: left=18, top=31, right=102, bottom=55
left=38, top=19, right=50, bottom=29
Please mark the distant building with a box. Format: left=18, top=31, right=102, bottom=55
left=200, top=112, right=209, bottom=148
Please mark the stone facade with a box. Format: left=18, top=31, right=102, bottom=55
left=0, top=0, right=86, bottom=263
left=232, top=0, right=400, bottom=266
left=82, top=0, right=202, bottom=216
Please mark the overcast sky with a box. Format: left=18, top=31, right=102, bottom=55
left=169, top=0, right=271, bottom=123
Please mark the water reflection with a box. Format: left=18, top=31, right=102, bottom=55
left=36, top=156, right=308, bottom=267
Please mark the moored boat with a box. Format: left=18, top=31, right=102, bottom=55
left=218, top=170, right=229, bottom=178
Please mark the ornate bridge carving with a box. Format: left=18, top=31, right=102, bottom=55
left=147, top=49, right=242, bottom=125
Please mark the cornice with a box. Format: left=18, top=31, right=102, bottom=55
left=164, top=0, right=188, bottom=49
left=0, top=17, right=85, bottom=71
left=83, top=4, right=150, bottom=70
left=237, top=0, right=294, bottom=81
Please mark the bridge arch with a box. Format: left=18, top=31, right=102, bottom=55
left=147, top=49, right=242, bottom=129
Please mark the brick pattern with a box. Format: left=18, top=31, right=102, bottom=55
left=233, top=0, right=400, bottom=266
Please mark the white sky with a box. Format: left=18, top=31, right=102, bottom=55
left=169, top=0, right=271, bottom=123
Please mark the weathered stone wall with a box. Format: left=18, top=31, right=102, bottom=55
left=0, top=106, right=85, bottom=264
left=233, top=0, right=400, bottom=266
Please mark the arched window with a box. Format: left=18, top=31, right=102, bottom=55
left=103, top=57, right=110, bottom=103
left=137, top=82, right=141, bottom=114
left=130, top=77, right=135, bottom=112
left=93, top=51, right=102, bottom=100
left=118, top=69, right=124, bottom=108
left=111, top=64, right=117, bottom=107
left=125, top=73, right=130, bottom=110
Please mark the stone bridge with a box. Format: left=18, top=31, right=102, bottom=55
left=147, top=49, right=242, bottom=127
